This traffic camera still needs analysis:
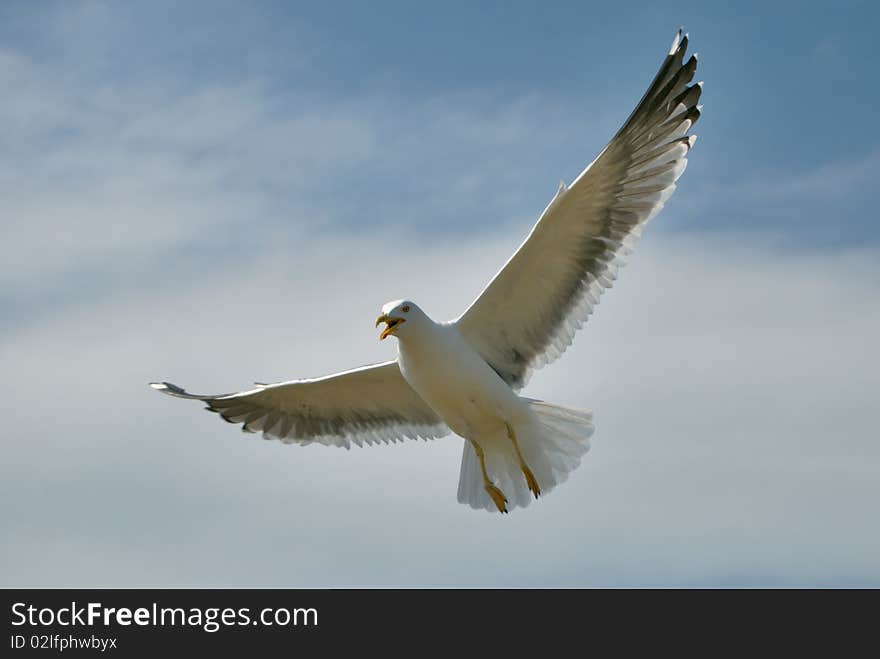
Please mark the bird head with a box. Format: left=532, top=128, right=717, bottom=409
left=375, top=300, right=420, bottom=340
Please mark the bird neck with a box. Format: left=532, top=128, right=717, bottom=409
left=395, top=317, right=442, bottom=354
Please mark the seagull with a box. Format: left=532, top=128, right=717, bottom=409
left=151, top=30, right=701, bottom=513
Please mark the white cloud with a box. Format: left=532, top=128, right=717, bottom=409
left=0, top=38, right=587, bottom=305
left=680, top=148, right=880, bottom=239
left=1, top=223, right=877, bottom=586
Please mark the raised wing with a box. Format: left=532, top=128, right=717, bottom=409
left=455, top=30, right=701, bottom=390
left=150, top=360, right=449, bottom=448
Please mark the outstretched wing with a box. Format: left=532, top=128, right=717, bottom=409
left=150, top=360, right=449, bottom=448
left=455, top=30, right=701, bottom=390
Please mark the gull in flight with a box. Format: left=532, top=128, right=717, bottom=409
left=152, top=30, right=702, bottom=513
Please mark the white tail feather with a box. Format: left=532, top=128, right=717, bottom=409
left=456, top=399, right=594, bottom=512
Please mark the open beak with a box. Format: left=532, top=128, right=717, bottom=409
left=375, top=314, right=405, bottom=340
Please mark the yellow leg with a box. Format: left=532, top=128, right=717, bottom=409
left=469, top=440, right=508, bottom=514
left=506, top=423, right=541, bottom=499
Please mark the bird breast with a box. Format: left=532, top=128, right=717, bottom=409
left=396, top=323, right=523, bottom=437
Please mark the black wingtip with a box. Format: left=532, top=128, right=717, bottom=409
left=669, top=27, right=685, bottom=55
left=671, top=81, right=703, bottom=109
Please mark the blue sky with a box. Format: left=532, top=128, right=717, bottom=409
left=1, top=1, right=878, bottom=586
left=2, top=0, right=878, bottom=243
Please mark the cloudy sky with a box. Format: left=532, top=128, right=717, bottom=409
left=2, top=0, right=878, bottom=587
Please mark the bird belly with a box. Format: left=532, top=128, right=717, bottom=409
left=397, top=330, right=526, bottom=440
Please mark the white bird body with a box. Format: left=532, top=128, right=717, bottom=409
left=151, top=30, right=702, bottom=513
left=382, top=300, right=593, bottom=511
left=394, top=310, right=525, bottom=441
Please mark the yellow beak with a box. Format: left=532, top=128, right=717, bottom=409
left=375, top=314, right=405, bottom=340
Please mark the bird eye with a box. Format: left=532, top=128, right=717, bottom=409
left=402, top=305, right=410, bottom=313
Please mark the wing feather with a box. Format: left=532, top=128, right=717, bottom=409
left=150, top=360, right=449, bottom=448
left=455, top=30, right=701, bottom=389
